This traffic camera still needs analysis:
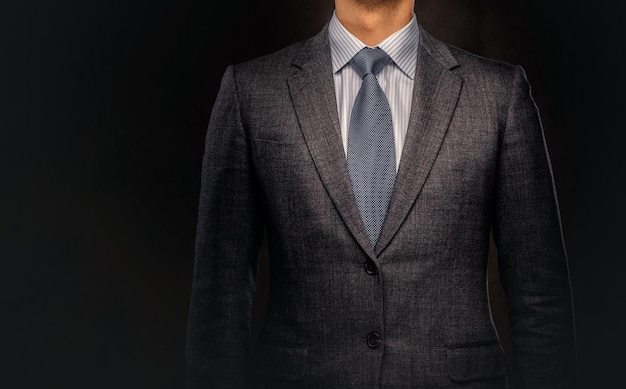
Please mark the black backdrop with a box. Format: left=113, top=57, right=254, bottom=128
left=3, top=0, right=624, bottom=387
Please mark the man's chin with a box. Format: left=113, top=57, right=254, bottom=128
left=355, top=0, right=403, bottom=9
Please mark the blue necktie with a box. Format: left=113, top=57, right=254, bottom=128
left=347, top=47, right=396, bottom=248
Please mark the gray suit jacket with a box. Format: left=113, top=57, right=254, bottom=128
left=186, top=23, right=578, bottom=389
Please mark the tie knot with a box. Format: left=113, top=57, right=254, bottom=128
left=350, top=47, right=391, bottom=79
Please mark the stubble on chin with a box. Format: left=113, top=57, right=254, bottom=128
left=354, top=0, right=403, bottom=10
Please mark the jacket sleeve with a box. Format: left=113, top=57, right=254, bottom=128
left=185, top=65, right=264, bottom=388
left=493, top=66, right=579, bottom=388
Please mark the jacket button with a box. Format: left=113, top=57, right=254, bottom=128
left=364, top=260, right=378, bottom=276
left=367, top=332, right=382, bottom=349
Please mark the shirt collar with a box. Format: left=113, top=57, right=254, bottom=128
left=328, top=11, right=419, bottom=79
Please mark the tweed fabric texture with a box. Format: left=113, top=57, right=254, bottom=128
left=186, top=21, right=578, bottom=389
left=347, top=47, right=396, bottom=247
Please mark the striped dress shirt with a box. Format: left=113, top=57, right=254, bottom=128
left=328, top=12, right=419, bottom=171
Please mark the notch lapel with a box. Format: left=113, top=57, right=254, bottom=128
left=287, top=26, right=377, bottom=261
left=375, top=28, right=463, bottom=256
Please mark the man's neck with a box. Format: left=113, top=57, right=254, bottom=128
left=334, top=0, right=415, bottom=46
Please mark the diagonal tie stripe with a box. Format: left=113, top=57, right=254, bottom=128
left=347, top=47, right=396, bottom=248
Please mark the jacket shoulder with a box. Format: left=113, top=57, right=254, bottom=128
left=224, top=25, right=329, bottom=100
left=446, top=44, right=523, bottom=91
left=418, top=26, right=524, bottom=94
left=450, top=45, right=517, bottom=72
left=241, top=42, right=302, bottom=70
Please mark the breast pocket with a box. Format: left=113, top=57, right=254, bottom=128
left=252, top=138, right=312, bottom=162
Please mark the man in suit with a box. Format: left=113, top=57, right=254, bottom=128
left=186, top=0, right=578, bottom=387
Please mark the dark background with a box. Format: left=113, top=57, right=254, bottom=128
left=2, top=0, right=624, bottom=387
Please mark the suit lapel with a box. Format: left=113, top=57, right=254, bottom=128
left=287, top=26, right=377, bottom=261
left=286, top=25, right=463, bottom=259
left=375, top=27, right=463, bottom=256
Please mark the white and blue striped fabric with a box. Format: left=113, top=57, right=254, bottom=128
left=328, top=11, right=419, bottom=171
